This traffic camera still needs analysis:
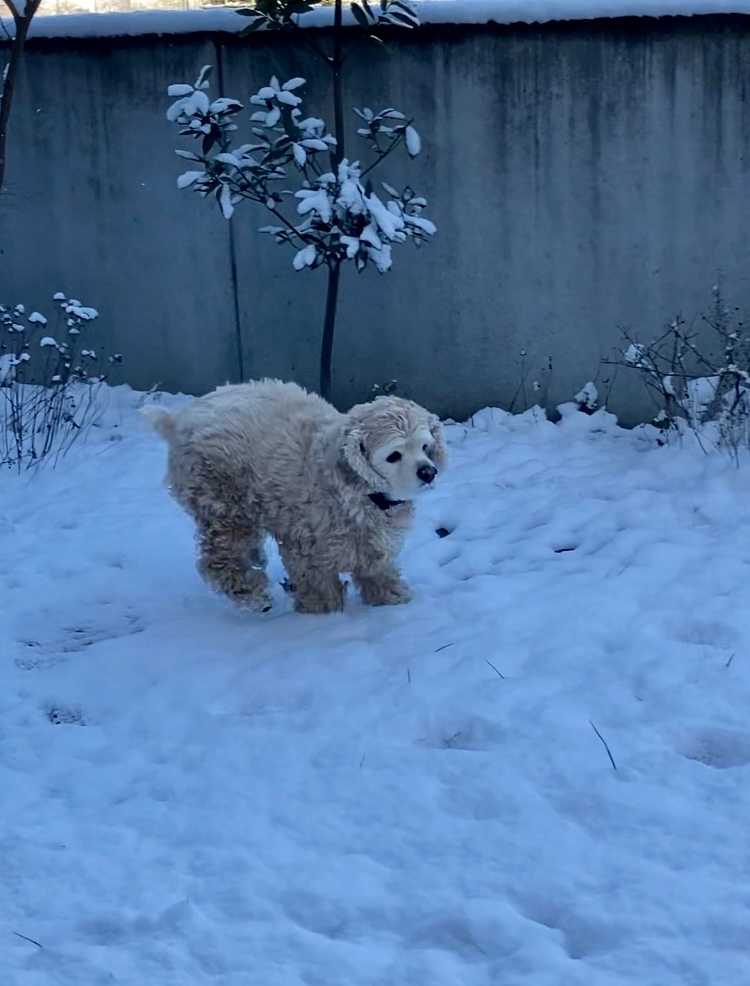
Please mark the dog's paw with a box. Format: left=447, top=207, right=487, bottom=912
left=359, top=577, right=412, bottom=607
left=293, top=578, right=346, bottom=614
left=229, top=589, right=273, bottom=613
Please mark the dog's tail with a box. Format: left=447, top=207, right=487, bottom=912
left=141, top=405, right=176, bottom=443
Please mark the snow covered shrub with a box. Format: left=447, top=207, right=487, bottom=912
left=370, top=377, right=398, bottom=398
left=164, top=0, right=435, bottom=402
left=573, top=381, right=599, bottom=415
left=0, top=293, right=123, bottom=470
left=610, top=286, right=750, bottom=461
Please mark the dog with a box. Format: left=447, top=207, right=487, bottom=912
left=142, top=379, right=445, bottom=614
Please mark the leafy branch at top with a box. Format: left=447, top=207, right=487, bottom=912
left=166, top=67, right=435, bottom=275
left=236, top=0, right=419, bottom=37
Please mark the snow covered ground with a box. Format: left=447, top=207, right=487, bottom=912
left=2, top=386, right=750, bottom=986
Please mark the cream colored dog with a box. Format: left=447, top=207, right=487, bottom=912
left=143, top=379, right=445, bottom=614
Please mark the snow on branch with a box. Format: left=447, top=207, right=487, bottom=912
left=165, top=67, right=436, bottom=274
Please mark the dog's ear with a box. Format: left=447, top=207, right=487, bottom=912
left=342, top=423, right=383, bottom=488
left=429, top=414, right=447, bottom=469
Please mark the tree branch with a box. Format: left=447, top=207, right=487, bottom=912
left=1, top=0, right=20, bottom=23
left=0, top=11, right=29, bottom=191
left=359, top=129, right=406, bottom=179
left=330, top=0, right=344, bottom=168
left=0, top=0, right=42, bottom=191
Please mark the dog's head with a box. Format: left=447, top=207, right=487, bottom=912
left=342, top=396, right=446, bottom=499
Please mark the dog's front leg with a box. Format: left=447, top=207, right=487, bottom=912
left=354, top=562, right=412, bottom=607
left=294, top=569, right=346, bottom=613
left=280, top=548, right=346, bottom=614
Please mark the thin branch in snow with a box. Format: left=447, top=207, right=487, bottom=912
left=13, top=931, right=43, bottom=949
left=725, top=652, right=736, bottom=669
left=485, top=659, right=505, bottom=679
left=589, top=720, right=618, bottom=771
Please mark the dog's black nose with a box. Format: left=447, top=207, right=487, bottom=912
left=417, top=463, right=437, bottom=484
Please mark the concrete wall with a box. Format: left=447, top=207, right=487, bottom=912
left=2, top=14, right=750, bottom=421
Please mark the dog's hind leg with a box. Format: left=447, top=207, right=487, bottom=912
left=170, top=450, right=272, bottom=612
left=196, top=516, right=272, bottom=612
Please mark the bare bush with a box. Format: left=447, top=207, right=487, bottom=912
left=1, top=293, right=122, bottom=470
left=606, top=285, right=750, bottom=462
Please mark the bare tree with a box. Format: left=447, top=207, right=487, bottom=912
left=1, top=0, right=42, bottom=193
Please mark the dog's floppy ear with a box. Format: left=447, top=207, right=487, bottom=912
left=342, top=423, right=383, bottom=488
left=429, top=414, right=447, bottom=469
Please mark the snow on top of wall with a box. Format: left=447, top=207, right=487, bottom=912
left=7, top=0, right=750, bottom=40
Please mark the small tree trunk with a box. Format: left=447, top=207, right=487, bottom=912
left=0, top=13, right=30, bottom=194
left=330, top=0, right=344, bottom=168
left=320, top=259, right=341, bottom=402
left=319, top=0, right=345, bottom=400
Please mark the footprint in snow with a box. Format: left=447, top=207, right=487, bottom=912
left=512, top=894, right=625, bottom=959
left=15, top=611, right=144, bottom=669
left=680, top=727, right=750, bottom=769
left=670, top=619, right=738, bottom=650
left=46, top=704, right=85, bottom=726
left=417, top=715, right=506, bottom=752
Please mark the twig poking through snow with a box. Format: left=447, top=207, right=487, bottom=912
left=434, top=642, right=454, bottom=653
left=589, top=720, right=618, bottom=771
left=13, top=931, right=43, bottom=949
left=725, top=652, right=736, bottom=669
left=485, top=660, right=505, bottom=679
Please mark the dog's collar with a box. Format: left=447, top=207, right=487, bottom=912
left=368, top=491, right=405, bottom=511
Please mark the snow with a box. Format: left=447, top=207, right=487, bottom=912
left=295, top=187, right=333, bottom=223
left=293, top=242, right=317, bottom=269
left=2, top=384, right=750, bottom=984
left=219, top=182, right=235, bottom=219
left=0, top=352, right=15, bottom=384
left=686, top=375, right=720, bottom=414
left=176, top=169, right=205, bottom=189
left=574, top=379, right=599, bottom=409
left=64, top=304, right=98, bottom=321
left=405, top=124, right=422, bottom=157
left=10, top=1, right=750, bottom=40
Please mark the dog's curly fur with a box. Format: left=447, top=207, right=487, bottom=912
left=143, top=379, right=445, bottom=614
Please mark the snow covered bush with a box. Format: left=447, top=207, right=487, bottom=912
left=164, top=0, right=435, bottom=401
left=610, top=286, right=750, bottom=461
left=1, top=293, right=123, bottom=470
left=574, top=381, right=599, bottom=415
left=370, top=377, right=398, bottom=398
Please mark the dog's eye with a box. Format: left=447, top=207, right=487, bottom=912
left=422, top=444, right=430, bottom=453
left=386, top=451, right=402, bottom=463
